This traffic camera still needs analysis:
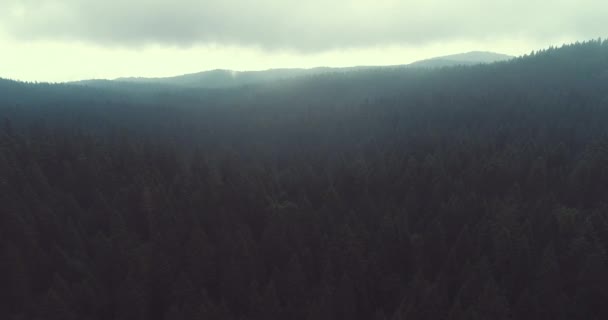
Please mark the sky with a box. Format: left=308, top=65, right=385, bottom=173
left=0, top=0, right=606, bottom=83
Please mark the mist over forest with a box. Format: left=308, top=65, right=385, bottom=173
left=2, top=40, right=608, bottom=320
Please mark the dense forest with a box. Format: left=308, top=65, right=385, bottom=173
left=1, top=40, right=608, bottom=320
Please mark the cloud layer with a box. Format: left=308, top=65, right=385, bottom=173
left=0, top=0, right=607, bottom=51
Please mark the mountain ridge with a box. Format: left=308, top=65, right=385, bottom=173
left=74, top=51, right=514, bottom=88
left=408, top=51, right=514, bottom=67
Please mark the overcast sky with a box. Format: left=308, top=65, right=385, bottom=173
left=0, top=0, right=606, bottom=82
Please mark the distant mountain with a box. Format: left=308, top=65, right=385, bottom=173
left=408, top=51, right=514, bottom=68
left=73, top=51, right=513, bottom=89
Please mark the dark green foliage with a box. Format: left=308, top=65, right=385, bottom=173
left=1, top=40, right=608, bottom=319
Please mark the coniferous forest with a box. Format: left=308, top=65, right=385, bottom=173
left=2, top=40, right=608, bottom=320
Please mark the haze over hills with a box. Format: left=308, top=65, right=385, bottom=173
left=74, top=51, right=514, bottom=89
left=0, top=2, right=606, bottom=320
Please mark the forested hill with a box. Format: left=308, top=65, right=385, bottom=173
left=2, top=40, right=608, bottom=320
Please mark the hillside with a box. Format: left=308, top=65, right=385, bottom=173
left=1, top=40, right=608, bottom=320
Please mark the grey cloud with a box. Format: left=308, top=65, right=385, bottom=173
left=0, top=0, right=606, bottom=51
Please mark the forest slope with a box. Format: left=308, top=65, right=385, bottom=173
left=1, top=40, right=608, bottom=320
